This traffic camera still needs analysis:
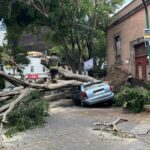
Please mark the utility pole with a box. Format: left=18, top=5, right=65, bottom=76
left=142, top=0, right=150, bottom=67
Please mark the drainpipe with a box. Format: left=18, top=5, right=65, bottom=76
left=142, top=0, right=150, bottom=73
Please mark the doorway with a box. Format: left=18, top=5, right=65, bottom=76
left=135, top=43, right=148, bottom=80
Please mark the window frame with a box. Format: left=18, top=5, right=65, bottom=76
left=114, top=33, right=122, bottom=64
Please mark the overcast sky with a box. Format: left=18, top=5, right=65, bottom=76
left=119, top=0, right=132, bottom=10
left=125, top=0, right=132, bottom=4
left=0, top=0, right=133, bottom=46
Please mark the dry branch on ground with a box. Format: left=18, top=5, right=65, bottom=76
left=93, top=118, right=136, bottom=138
left=94, top=117, right=128, bottom=132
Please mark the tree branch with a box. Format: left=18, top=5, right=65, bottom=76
left=19, top=0, right=49, bottom=18
left=1, top=88, right=31, bottom=123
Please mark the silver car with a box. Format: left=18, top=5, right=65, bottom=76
left=72, top=80, right=114, bottom=106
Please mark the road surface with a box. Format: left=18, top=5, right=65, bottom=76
left=3, top=101, right=150, bottom=150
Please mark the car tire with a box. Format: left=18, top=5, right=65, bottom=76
left=72, top=93, right=81, bottom=105
left=81, top=100, right=85, bottom=107
left=107, top=99, right=113, bottom=106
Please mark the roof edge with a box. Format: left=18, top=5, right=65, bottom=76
left=108, top=1, right=150, bottom=30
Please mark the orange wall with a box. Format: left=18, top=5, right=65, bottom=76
left=107, top=5, right=150, bottom=73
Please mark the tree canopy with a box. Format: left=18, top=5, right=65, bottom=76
left=0, top=0, right=124, bottom=71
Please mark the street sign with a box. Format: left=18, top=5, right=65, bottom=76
left=144, top=29, right=150, bottom=40
left=144, top=29, right=150, bottom=47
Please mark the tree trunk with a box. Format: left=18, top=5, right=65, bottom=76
left=0, top=71, right=28, bottom=86
left=87, top=31, right=94, bottom=59
left=76, top=34, right=83, bottom=73
left=44, top=91, right=72, bottom=102
left=58, top=67, right=95, bottom=82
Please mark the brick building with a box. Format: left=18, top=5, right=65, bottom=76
left=107, top=0, right=150, bottom=80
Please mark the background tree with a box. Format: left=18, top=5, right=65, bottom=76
left=0, top=0, right=124, bottom=72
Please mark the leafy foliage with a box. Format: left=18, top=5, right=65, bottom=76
left=0, top=0, right=124, bottom=71
left=114, top=86, right=150, bottom=113
left=5, top=91, right=49, bottom=138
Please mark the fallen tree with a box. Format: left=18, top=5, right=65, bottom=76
left=58, top=67, right=95, bottom=82
left=0, top=67, right=95, bottom=144
left=0, top=67, right=95, bottom=120
left=44, top=91, right=73, bottom=102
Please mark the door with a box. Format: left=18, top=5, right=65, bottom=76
left=135, top=43, right=148, bottom=80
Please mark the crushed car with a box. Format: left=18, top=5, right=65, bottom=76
left=72, top=80, right=114, bottom=106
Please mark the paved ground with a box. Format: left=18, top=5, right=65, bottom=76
left=2, top=100, right=150, bottom=150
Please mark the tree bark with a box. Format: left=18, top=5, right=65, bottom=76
left=0, top=96, right=10, bottom=102
left=76, top=34, right=83, bottom=73
left=0, top=103, right=11, bottom=114
left=44, top=91, right=72, bottom=102
left=0, top=71, right=28, bottom=86
left=58, top=67, right=95, bottom=82
left=87, top=30, right=94, bottom=59
left=0, top=90, right=22, bottom=97
left=0, top=87, right=23, bottom=96
left=0, top=69, right=95, bottom=90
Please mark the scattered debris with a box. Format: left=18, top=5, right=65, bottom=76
left=0, top=67, right=96, bottom=147
left=93, top=117, right=150, bottom=139
left=144, top=105, right=150, bottom=112
left=93, top=117, right=136, bottom=138
left=94, top=117, right=128, bottom=132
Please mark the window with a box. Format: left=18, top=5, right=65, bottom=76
left=115, top=35, right=121, bottom=64
left=30, top=66, right=34, bottom=73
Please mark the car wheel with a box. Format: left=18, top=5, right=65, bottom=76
left=81, top=100, right=85, bottom=107
left=107, top=99, right=113, bottom=106
left=72, top=94, right=81, bottom=105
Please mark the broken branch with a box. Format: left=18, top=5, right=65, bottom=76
left=1, top=88, right=32, bottom=123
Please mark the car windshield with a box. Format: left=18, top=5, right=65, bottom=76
left=83, top=81, right=103, bottom=91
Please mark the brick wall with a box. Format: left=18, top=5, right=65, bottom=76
left=107, top=0, right=150, bottom=74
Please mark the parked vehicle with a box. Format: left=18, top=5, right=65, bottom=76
left=72, top=80, right=114, bottom=106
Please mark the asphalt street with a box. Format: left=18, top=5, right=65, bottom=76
left=3, top=102, right=150, bottom=150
